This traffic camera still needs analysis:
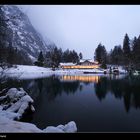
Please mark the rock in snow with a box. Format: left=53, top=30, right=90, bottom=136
left=0, top=110, right=20, bottom=120
left=63, top=121, right=77, bottom=132
left=7, top=88, right=27, bottom=101
left=43, top=121, right=77, bottom=133
left=7, top=95, right=34, bottom=117
left=43, top=127, right=64, bottom=133
left=0, top=88, right=77, bottom=133
left=0, top=88, right=34, bottom=120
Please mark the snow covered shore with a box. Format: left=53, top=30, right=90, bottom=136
left=0, top=116, right=77, bottom=133
left=2, top=65, right=54, bottom=79
left=1, top=65, right=104, bottom=80
left=0, top=87, right=77, bottom=133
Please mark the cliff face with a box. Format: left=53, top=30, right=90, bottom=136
left=0, top=5, right=49, bottom=63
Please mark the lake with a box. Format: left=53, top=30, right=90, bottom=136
left=9, top=74, right=140, bottom=132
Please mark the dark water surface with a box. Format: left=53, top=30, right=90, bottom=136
left=10, top=74, right=140, bottom=132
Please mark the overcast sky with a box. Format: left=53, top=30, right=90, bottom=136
left=18, top=5, right=140, bottom=59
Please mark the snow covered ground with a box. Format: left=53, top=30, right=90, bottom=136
left=0, top=116, right=77, bottom=133
left=0, top=65, right=128, bottom=80
left=1, top=65, right=106, bottom=80
left=2, top=65, right=54, bottom=79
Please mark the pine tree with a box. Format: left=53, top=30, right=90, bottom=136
left=50, top=47, right=62, bottom=68
left=38, top=51, right=44, bottom=63
left=132, top=36, right=140, bottom=69
left=94, top=43, right=102, bottom=63
left=132, top=37, right=138, bottom=63
left=110, top=45, right=123, bottom=65
left=7, top=47, right=14, bottom=65
left=94, top=43, right=107, bottom=65
left=34, top=51, right=44, bottom=66
left=79, top=52, right=83, bottom=60
left=123, top=33, right=131, bottom=65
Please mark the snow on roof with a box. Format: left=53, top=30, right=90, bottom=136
left=60, top=63, right=76, bottom=66
left=79, top=59, right=98, bottom=64
left=79, top=59, right=85, bottom=63
left=88, top=59, right=95, bottom=63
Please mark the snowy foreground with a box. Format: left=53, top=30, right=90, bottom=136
left=0, top=88, right=77, bottom=133
left=0, top=116, right=77, bottom=133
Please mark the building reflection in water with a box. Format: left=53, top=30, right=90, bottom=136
left=60, top=75, right=100, bottom=83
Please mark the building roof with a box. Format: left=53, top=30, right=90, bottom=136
left=79, top=59, right=98, bottom=64
left=60, top=63, right=76, bottom=66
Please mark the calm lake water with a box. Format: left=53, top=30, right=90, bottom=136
left=9, top=74, right=140, bottom=132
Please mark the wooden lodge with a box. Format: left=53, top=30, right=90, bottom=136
left=60, top=59, right=100, bottom=69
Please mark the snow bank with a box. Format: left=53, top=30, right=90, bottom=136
left=0, top=87, right=77, bottom=133
left=43, top=121, right=77, bottom=133
left=0, top=110, right=20, bottom=120
left=0, top=115, right=77, bottom=133
left=0, top=116, right=42, bottom=133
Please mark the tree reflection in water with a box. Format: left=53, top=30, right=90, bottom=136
left=94, top=77, right=108, bottom=101
left=32, top=75, right=140, bottom=113
left=5, top=75, right=140, bottom=113
left=94, top=75, right=140, bottom=112
left=34, top=75, right=81, bottom=101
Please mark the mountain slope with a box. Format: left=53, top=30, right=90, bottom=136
left=1, top=5, right=49, bottom=63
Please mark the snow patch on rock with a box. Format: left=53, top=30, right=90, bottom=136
left=0, top=116, right=42, bottom=133
left=7, top=88, right=27, bottom=101
left=0, top=87, right=77, bottom=133
left=43, top=121, right=77, bottom=133
left=0, top=88, right=35, bottom=120
left=7, top=95, right=34, bottom=117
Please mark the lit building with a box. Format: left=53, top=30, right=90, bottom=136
left=60, top=59, right=100, bottom=69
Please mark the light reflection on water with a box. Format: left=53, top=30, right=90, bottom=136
left=60, top=75, right=100, bottom=83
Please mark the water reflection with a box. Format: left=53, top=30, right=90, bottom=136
left=30, top=75, right=140, bottom=112
left=94, top=77, right=108, bottom=101
left=61, top=75, right=99, bottom=83
left=94, top=75, right=140, bottom=112
left=4, top=75, right=140, bottom=113
left=25, top=76, right=81, bottom=101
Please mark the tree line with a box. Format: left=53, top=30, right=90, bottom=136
left=0, top=45, right=32, bottom=66
left=94, top=33, right=140, bottom=69
left=35, top=44, right=83, bottom=68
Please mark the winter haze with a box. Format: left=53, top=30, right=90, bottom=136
left=18, top=5, right=140, bottom=59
